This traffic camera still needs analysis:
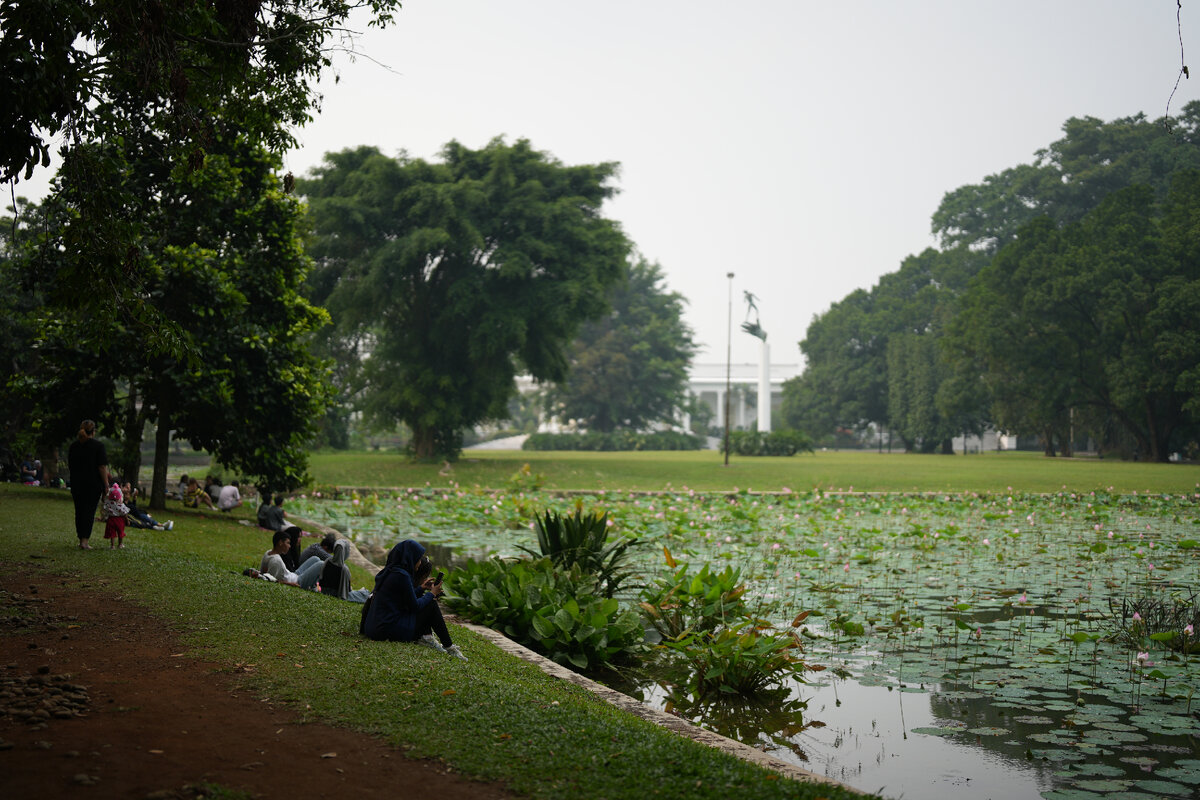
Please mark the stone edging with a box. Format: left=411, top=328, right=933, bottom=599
left=289, top=514, right=859, bottom=793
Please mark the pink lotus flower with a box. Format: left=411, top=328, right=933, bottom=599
left=1185, top=624, right=1195, bottom=636
left=1132, top=612, right=1142, bottom=622
left=1019, top=593, right=1027, bottom=603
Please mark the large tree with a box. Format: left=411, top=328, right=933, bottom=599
left=1, top=0, right=397, bottom=502
left=1, top=0, right=402, bottom=356
left=300, top=139, right=631, bottom=459
left=947, top=178, right=1200, bottom=461
left=543, top=256, right=696, bottom=432
left=4, top=136, right=332, bottom=504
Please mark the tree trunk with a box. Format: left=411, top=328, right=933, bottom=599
left=412, top=426, right=435, bottom=460
left=116, top=382, right=142, bottom=483
left=1145, top=399, right=1166, bottom=462
left=1041, top=428, right=1056, bottom=457
left=150, top=398, right=171, bottom=510
left=940, top=437, right=954, bottom=455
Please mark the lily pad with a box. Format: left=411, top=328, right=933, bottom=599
left=1131, top=779, right=1191, bottom=796
left=909, top=726, right=964, bottom=737
left=967, top=726, right=1009, bottom=736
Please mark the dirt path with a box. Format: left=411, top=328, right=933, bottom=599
left=0, top=561, right=515, bottom=799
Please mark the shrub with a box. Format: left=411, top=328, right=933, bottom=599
left=506, top=462, right=544, bottom=492
left=723, top=430, right=814, bottom=457
left=638, top=549, right=747, bottom=640
left=522, top=431, right=703, bottom=451
left=444, top=557, right=645, bottom=670
left=520, top=507, right=638, bottom=597
left=664, top=621, right=806, bottom=697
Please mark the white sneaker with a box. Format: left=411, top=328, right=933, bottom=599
left=445, top=644, right=468, bottom=662
left=164, top=520, right=174, bottom=531
left=417, top=635, right=445, bottom=653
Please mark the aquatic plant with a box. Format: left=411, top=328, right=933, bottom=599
left=444, top=556, right=644, bottom=670
left=520, top=507, right=639, bottom=598
left=638, top=548, right=747, bottom=641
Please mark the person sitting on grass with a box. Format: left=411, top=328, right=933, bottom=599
left=361, top=539, right=466, bottom=661
left=217, top=480, right=243, bottom=512
left=183, top=477, right=215, bottom=510
left=259, top=529, right=325, bottom=589
left=257, top=494, right=307, bottom=570
left=121, top=481, right=173, bottom=530
left=297, top=533, right=337, bottom=566
left=319, top=539, right=371, bottom=603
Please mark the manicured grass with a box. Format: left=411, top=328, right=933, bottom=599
left=0, top=485, right=868, bottom=800
left=309, top=448, right=1200, bottom=494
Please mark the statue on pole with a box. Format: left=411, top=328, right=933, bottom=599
left=739, top=291, right=771, bottom=432
left=741, top=291, right=767, bottom=341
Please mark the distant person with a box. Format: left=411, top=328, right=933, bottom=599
left=297, top=533, right=337, bottom=566
left=259, top=494, right=304, bottom=569
left=101, top=483, right=129, bottom=549
left=20, top=455, right=36, bottom=483
left=122, top=481, right=173, bottom=530
left=361, top=540, right=466, bottom=660
left=217, top=481, right=243, bottom=512
left=67, top=419, right=110, bottom=550
left=259, top=530, right=324, bottom=589
left=177, top=474, right=189, bottom=500
left=183, top=477, right=216, bottom=510
left=204, top=475, right=222, bottom=503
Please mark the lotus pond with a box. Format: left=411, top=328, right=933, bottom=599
left=289, top=486, right=1200, bottom=799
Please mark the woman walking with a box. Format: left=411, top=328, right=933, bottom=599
left=67, top=419, right=110, bottom=550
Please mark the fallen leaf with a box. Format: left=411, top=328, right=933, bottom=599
left=321, top=752, right=337, bottom=759
left=442, top=689, right=456, bottom=696
left=148, top=749, right=163, bottom=754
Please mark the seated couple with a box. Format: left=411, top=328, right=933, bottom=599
left=256, top=530, right=368, bottom=603
left=360, top=540, right=467, bottom=661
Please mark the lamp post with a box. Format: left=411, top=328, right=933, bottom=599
left=724, top=271, right=734, bottom=466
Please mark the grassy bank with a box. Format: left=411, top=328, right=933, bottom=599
left=0, top=485, right=868, bottom=800
left=309, top=449, right=1200, bottom=494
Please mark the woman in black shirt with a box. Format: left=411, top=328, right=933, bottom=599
left=67, top=419, right=110, bottom=549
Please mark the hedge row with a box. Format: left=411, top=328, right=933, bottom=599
left=522, top=431, right=704, bottom=451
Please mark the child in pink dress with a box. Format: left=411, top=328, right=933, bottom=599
left=102, top=483, right=129, bottom=549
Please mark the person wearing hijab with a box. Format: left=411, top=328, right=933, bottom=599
left=67, top=419, right=110, bottom=549
left=361, top=540, right=466, bottom=660
left=318, top=539, right=370, bottom=603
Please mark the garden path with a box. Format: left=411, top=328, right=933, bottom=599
left=0, top=561, right=515, bottom=799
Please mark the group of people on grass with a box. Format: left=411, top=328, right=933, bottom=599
left=178, top=474, right=243, bottom=512
left=65, top=417, right=466, bottom=659
left=247, top=501, right=466, bottom=660
left=67, top=419, right=175, bottom=550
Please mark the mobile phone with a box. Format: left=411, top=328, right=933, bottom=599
left=433, top=571, right=444, bottom=585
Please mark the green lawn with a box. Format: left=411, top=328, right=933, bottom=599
left=0, top=485, right=868, bottom=800
left=309, top=448, right=1200, bottom=495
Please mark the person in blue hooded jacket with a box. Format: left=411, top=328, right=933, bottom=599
left=361, top=540, right=467, bottom=661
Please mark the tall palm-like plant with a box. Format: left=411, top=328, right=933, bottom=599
left=520, top=509, right=638, bottom=598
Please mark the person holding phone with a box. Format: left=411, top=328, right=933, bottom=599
left=361, top=539, right=466, bottom=661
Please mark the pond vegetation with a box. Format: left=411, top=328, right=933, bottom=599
left=290, top=484, right=1200, bottom=799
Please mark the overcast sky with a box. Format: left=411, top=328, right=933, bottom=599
left=15, top=2, right=1196, bottom=371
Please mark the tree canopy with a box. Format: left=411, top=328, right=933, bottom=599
left=789, top=103, right=1200, bottom=460
left=544, top=256, right=697, bottom=433
left=1, top=0, right=398, bottom=500
left=300, top=139, right=631, bottom=459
